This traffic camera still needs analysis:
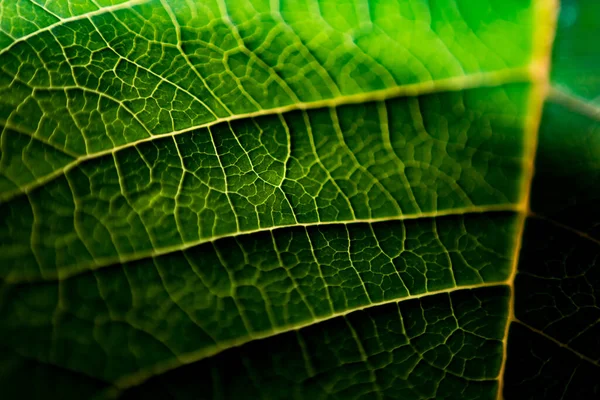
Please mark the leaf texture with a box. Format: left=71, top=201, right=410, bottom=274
left=0, top=0, right=597, bottom=399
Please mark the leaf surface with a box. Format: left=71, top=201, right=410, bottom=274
left=0, top=1, right=597, bottom=399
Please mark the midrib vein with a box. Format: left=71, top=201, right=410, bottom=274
left=496, top=0, right=558, bottom=399
left=0, top=66, right=534, bottom=203
left=103, top=280, right=511, bottom=398
left=6, top=203, right=522, bottom=284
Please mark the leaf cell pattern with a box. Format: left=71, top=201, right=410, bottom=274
left=0, top=0, right=598, bottom=399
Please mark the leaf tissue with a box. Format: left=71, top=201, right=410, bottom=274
left=0, top=0, right=598, bottom=399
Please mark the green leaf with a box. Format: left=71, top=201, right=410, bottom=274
left=0, top=0, right=597, bottom=399
left=503, top=0, right=600, bottom=397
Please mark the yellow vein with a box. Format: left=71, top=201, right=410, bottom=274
left=5, top=204, right=522, bottom=284
left=30, top=0, right=63, bottom=22
left=102, top=280, right=511, bottom=398
left=0, top=66, right=535, bottom=203
left=0, top=119, right=79, bottom=157
left=495, top=1, right=558, bottom=398
left=0, top=0, right=152, bottom=57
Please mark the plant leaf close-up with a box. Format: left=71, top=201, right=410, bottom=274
left=0, top=0, right=598, bottom=399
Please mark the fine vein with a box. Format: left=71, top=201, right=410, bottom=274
left=0, top=67, right=534, bottom=203
left=105, top=281, right=511, bottom=397
left=495, top=0, right=558, bottom=398
left=6, top=204, right=522, bottom=284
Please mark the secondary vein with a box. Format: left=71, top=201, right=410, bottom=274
left=0, top=67, right=534, bottom=203
left=5, top=204, right=521, bottom=284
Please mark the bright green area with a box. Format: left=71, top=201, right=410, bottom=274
left=1, top=0, right=599, bottom=399
left=0, top=0, right=534, bottom=195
